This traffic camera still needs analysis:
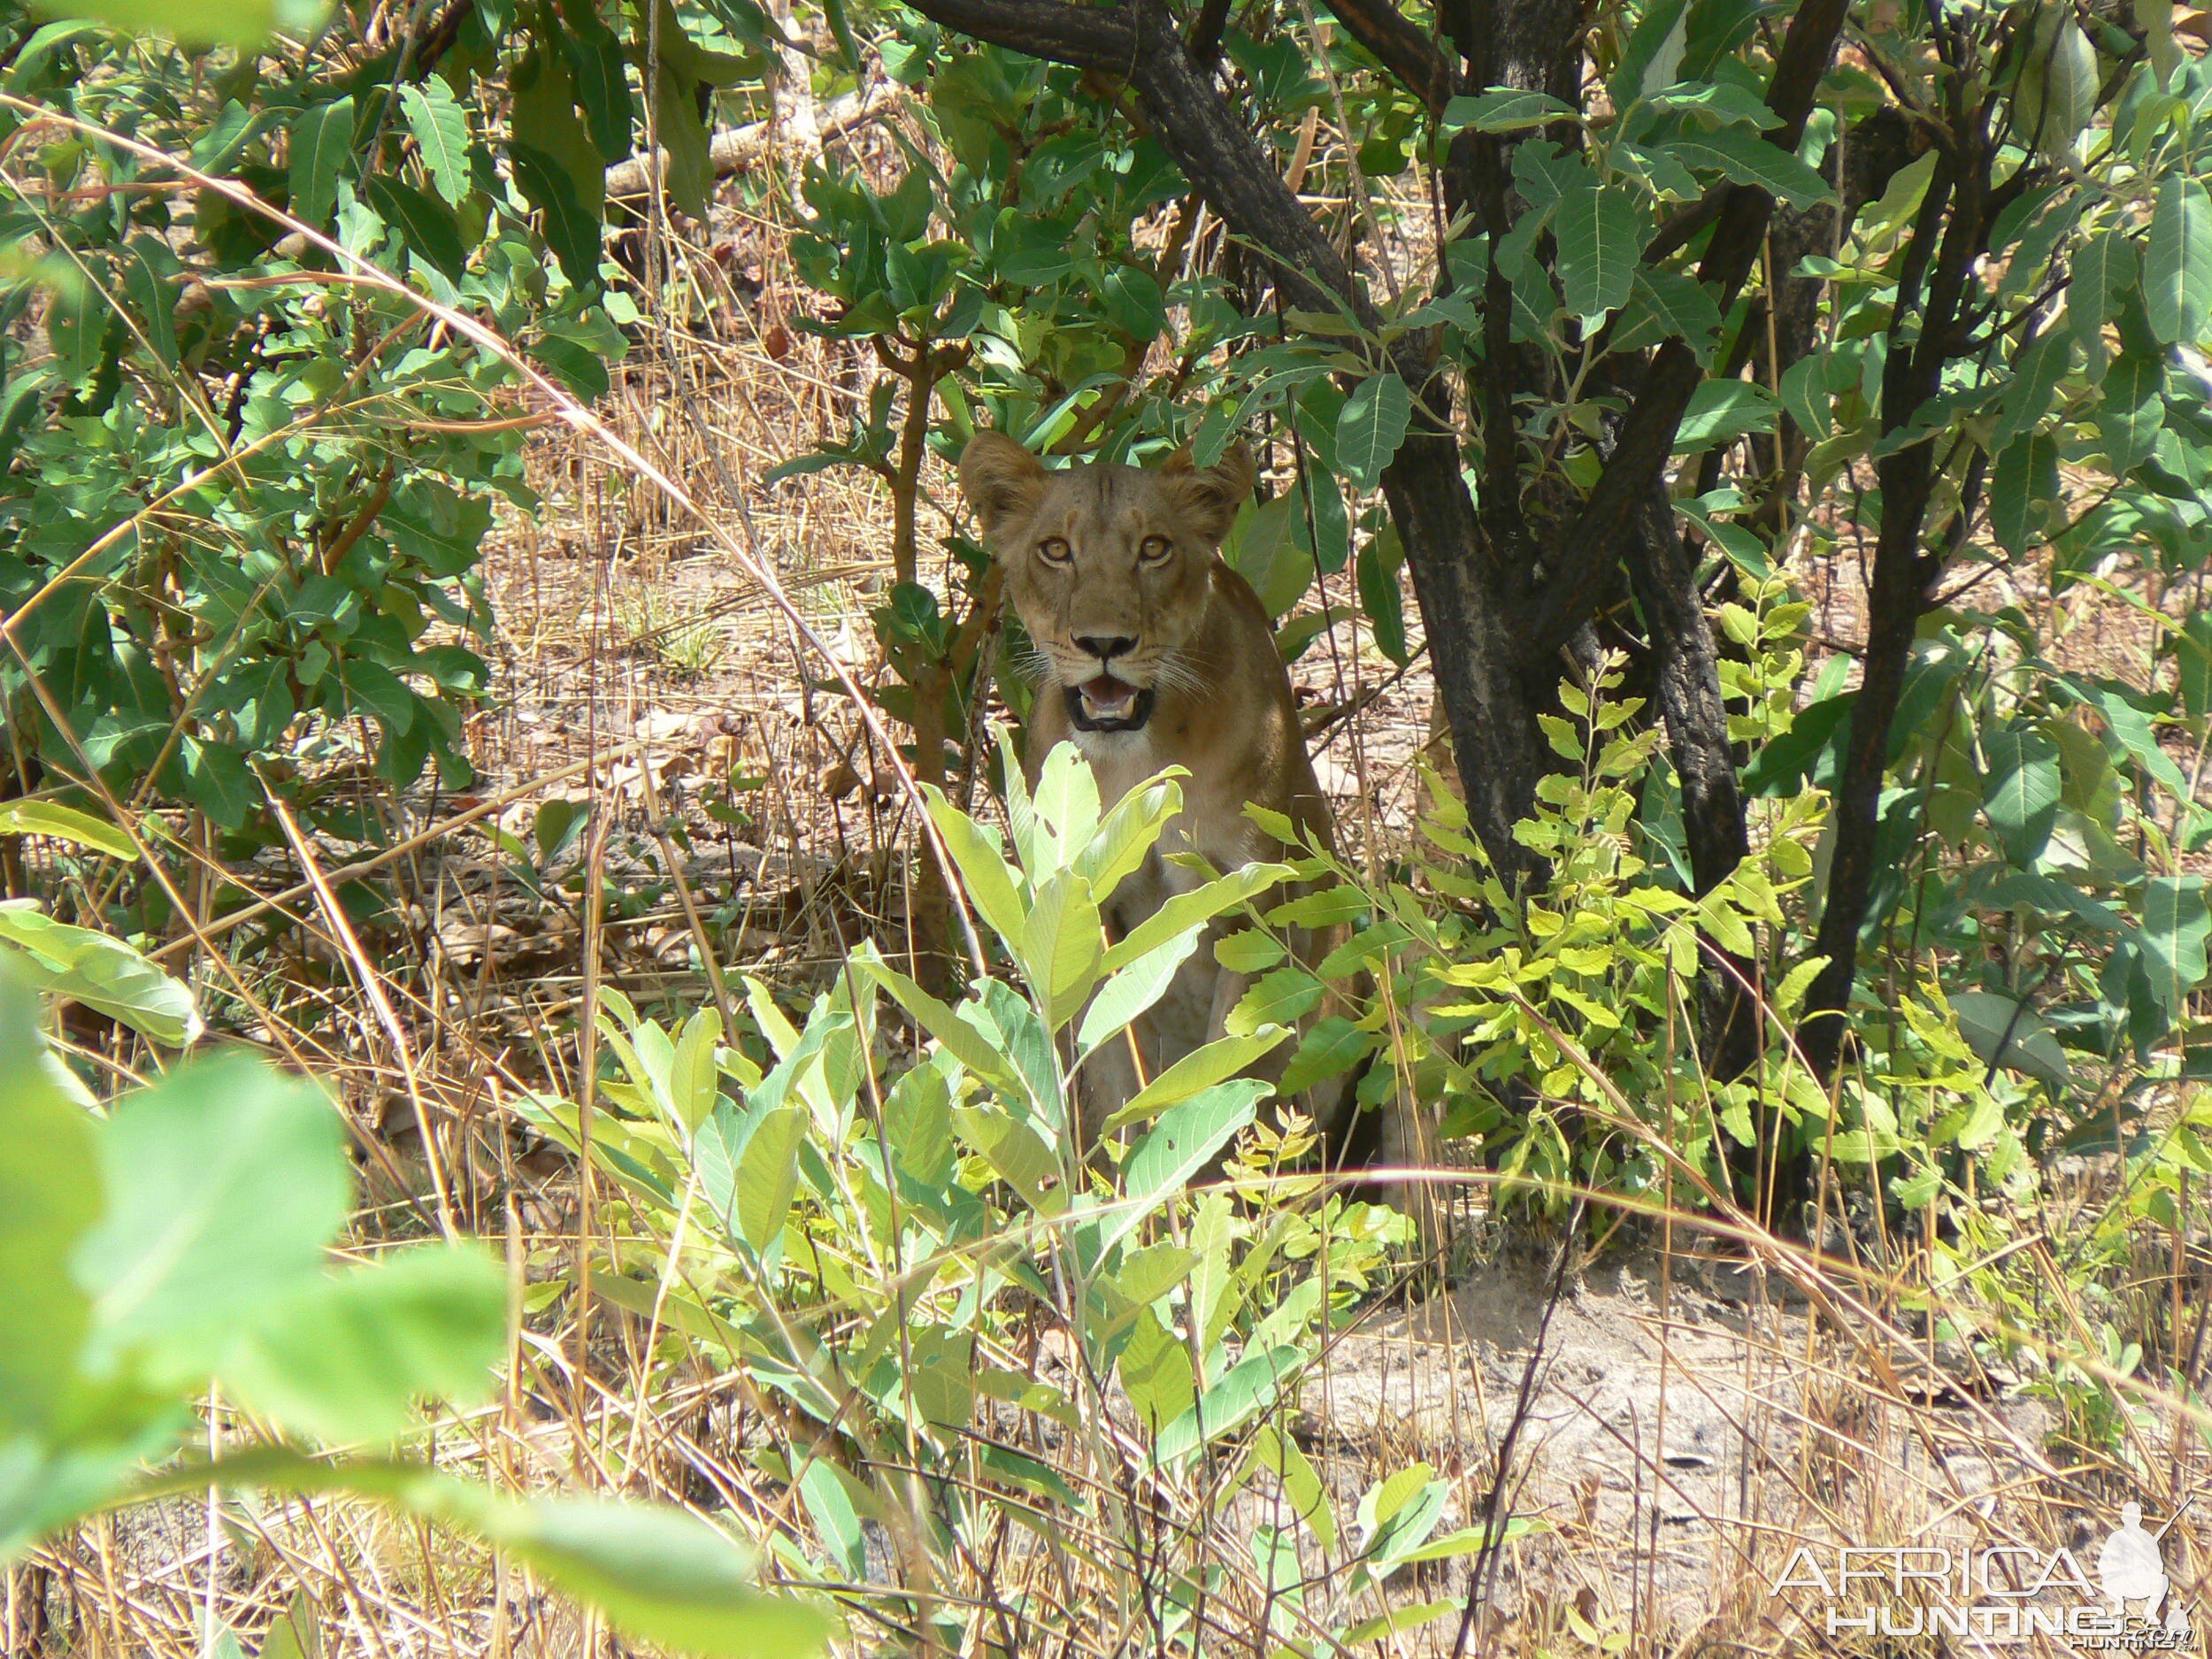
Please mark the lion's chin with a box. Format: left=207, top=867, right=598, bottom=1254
left=1067, top=677, right=1155, bottom=733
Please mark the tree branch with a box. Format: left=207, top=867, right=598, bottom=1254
left=1517, top=0, right=1854, bottom=661
left=1323, top=0, right=1463, bottom=111
left=896, top=0, right=1138, bottom=73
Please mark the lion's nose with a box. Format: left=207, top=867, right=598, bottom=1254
left=1075, top=634, right=1136, bottom=664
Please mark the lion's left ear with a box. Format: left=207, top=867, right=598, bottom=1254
left=1161, top=441, right=1256, bottom=545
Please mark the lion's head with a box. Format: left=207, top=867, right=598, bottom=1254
left=957, top=433, right=1256, bottom=733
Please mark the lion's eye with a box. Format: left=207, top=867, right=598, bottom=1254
left=1139, top=535, right=1171, bottom=563
left=1038, top=537, right=1072, bottom=565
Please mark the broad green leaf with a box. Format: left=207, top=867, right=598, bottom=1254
left=119, top=1453, right=835, bottom=1659
left=1107, top=1080, right=1267, bottom=1249
left=1621, top=267, right=1722, bottom=357
left=1440, top=89, right=1575, bottom=131
left=1552, top=179, right=1644, bottom=323
left=565, top=14, right=636, bottom=162
left=1073, top=773, right=1183, bottom=901
left=399, top=81, right=471, bottom=206
left=2070, top=229, right=2138, bottom=354
left=1278, top=1016, right=1376, bottom=1097
left=1153, top=1343, right=1302, bottom=1466
left=665, top=1007, right=723, bottom=1133
left=1676, top=380, right=1779, bottom=449
left=467, top=1494, right=836, bottom=1659
left=1020, top=872, right=1104, bottom=1032
left=1118, top=1307, right=1195, bottom=1433
left=1981, top=728, right=2062, bottom=866
left=735, top=1104, right=805, bottom=1251
left=39, top=0, right=317, bottom=45
left=1948, top=992, right=2070, bottom=1092
left=1336, top=372, right=1412, bottom=489
left=1077, top=928, right=1202, bottom=1057
left=1665, top=128, right=1832, bottom=207
left=1028, top=742, right=1102, bottom=874
left=2145, top=174, right=2212, bottom=344
left=1103, top=864, right=1290, bottom=972
left=2142, top=877, right=2210, bottom=1003
left=1991, top=330, right=2070, bottom=449
left=2096, top=355, right=2165, bottom=474
left=953, top=1105, right=1064, bottom=1211
left=1249, top=1424, right=1337, bottom=1551
left=1990, top=432, right=2057, bottom=556
left=923, top=787, right=1029, bottom=951
left=74, top=1053, right=349, bottom=1375
left=0, top=800, right=134, bottom=860
left=1106, top=1027, right=1292, bottom=1128
left=509, top=142, right=603, bottom=294
left=1225, top=967, right=1326, bottom=1037
left=219, top=1244, right=507, bottom=1443
left=0, top=973, right=102, bottom=1433
left=0, top=901, right=199, bottom=1045
left=846, top=945, right=1018, bottom=1091
left=1223, top=494, right=1315, bottom=619
left=1357, top=531, right=1409, bottom=664
left=364, top=174, right=466, bottom=282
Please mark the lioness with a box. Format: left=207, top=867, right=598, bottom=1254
left=958, top=431, right=1394, bottom=1173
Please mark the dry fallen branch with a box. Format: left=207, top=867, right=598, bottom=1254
left=603, top=86, right=897, bottom=201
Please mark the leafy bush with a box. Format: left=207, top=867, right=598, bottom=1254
left=0, top=961, right=832, bottom=1658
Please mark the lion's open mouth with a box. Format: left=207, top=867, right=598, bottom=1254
left=1067, top=676, right=1155, bottom=733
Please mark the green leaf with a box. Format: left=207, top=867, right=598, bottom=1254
left=734, top=1104, right=805, bottom=1251
left=1107, top=1081, right=1267, bottom=1249
left=1981, top=727, right=2062, bottom=866
left=668, top=1007, right=722, bottom=1133
left=1552, top=179, right=1645, bottom=323
left=74, top=1053, right=350, bottom=1376
left=508, top=142, right=603, bottom=293
left=565, top=15, right=636, bottom=163
left=1356, top=530, right=1409, bottom=664
left=1105, top=1027, right=1292, bottom=1129
left=2142, top=876, right=2210, bottom=1004
left=364, top=174, right=467, bottom=282
left=1102, top=864, right=1290, bottom=972
left=2145, top=174, right=2212, bottom=345
left=2096, top=355, right=2165, bottom=474
left=125, top=1453, right=836, bottom=1659
left=1118, top=1308, right=1195, bottom=1433
left=460, top=1492, right=836, bottom=1658
left=1335, top=372, right=1412, bottom=489
left=1020, top=872, right=1104, bottom=1032
left=1153, top=1344, right=1302, bottom=1466
left=1948, top=992, right=2070, bottom=1092
left=1991, top=330, right=2070, bottom=449
left=1077, top=928, right=1202, bottom=1058
left=399, top=81, right=472, bottom=206
left=0, top=799, right=135, bottom=860
left=1990, top=432, right=2058, bottom=556
left=0, top=901, right=200, bottom=1045
left=923, top=787, right=1029, bottom=952
left=1675, top=380, right=1779, bottom=449
left=1664, top=127, right=1832, bottom=208
left=1102, top=264, right=1167, bottom=341
left=219, top=1244, right=508, bottom=1443
left=0, top=972, right=102, bottom=1433
left=39, top=0, right=311, bottom=45
left=1440, top=89, right=1575, bottom=132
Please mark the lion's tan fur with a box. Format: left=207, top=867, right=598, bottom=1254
left=959, top=432, right=1400, bottom=1173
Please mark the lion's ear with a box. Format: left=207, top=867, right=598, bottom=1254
left=959, top=433, right=1047, bottom=537
left=1162, top=441, right=1256, bottom=544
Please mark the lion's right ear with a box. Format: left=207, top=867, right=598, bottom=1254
left=959, top=433, right=1047, bottom=537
